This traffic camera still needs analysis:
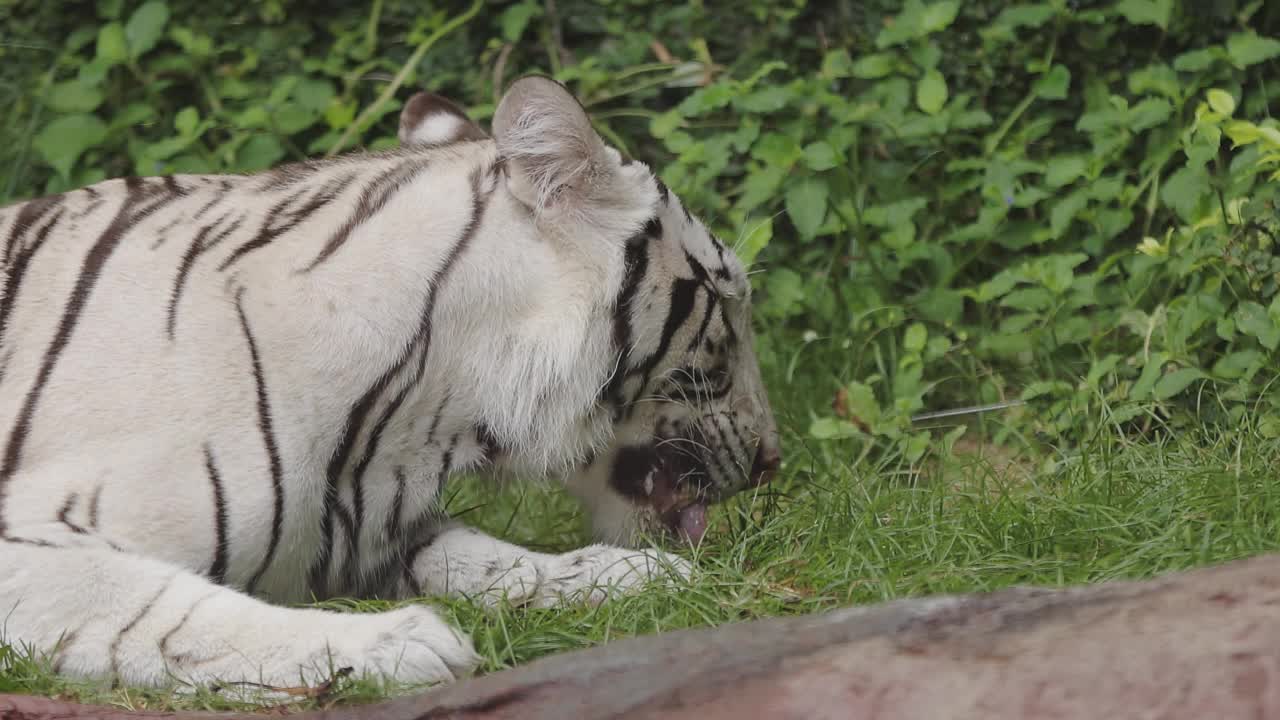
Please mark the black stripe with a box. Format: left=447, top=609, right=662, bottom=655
left=654, top=177, right=670, bottom=205
left=411, top=167, right=491, bottom=380
left=73, top=198, right=107, bottom=222
left=57, top=493, right=86, bottom=534
left=216, top=186, right=309, bottom=271
left=601, top=222, right=657, bottom=410
left=0, top=534, right=57, bottom=547
left=687, top=288, right=718, bottom=353
left=703, top=417, right=738, bottom=486
left=158, top=591, right=215, bottom=657
left=191, top=191, right=225, bottom=222
left=0, top=207, right=65, bottom=356
left=439, top=432, right=461, bottom=479
left=401, top=530, right=443, bottom=598
left=88, top=485, right=104, bottom=529
left=167, top=214, right=243, bottom=340
left=149, top=213, right=186, bottom=250
left=236, top=289, right=286, bottom=595
left=221, top=171, right=360, bottom=272
left=303, top=161, right=428, bottom=271
left=345, top=379, right=415, bottom=586
left=203, top=444, right=230, bottom=585
left=720, top=412, right=752, bottom=469
left=162, top=175, right=186, bottom=196
left=110, top=576, right=175, bottom=680
left=51, top=629, right=78, bottom=674
left=475, top=422, right=501, bottom=463
left=626, top=277, right=700, bottom=411
left=719, top=300, right=739, bottom=347
left=309, top=164, right=493, bottom=595
left=0, top=182, right=175, bottom=535
left=387, top=467, right=407, bottom=542
left=309, top=357, right=399, bottom=597
left=2, top=194, right=61, bottom=265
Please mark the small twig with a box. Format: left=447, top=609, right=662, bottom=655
left=910, top=399, right=1026, bottom=424
left=493, top=42, right=514, bottom=106
left=544, top=0, right=572, bottom=69
left=326, top=0, right=484, bottom=158
left=650, top=40, right=677, bottom=64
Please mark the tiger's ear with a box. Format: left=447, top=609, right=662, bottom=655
left=492, top=76, right=619, bottom=216
left=398, top=92, right=488, bottom=147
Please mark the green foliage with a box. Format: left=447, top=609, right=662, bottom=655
left=2, top=0, right=1280, bottom=464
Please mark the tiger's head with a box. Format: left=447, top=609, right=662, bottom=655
left=400, top=77, right=780, bottom=547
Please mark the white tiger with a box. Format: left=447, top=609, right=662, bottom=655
left=0, top=77, right=780, bottom=692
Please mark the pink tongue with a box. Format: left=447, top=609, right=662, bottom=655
left=677, top=503, right=708, bottom=545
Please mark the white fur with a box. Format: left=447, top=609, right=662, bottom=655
left=0, top=77, right=774, bottom=694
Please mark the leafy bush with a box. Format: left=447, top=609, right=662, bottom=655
left=3, top=0, right=1279, bottom=465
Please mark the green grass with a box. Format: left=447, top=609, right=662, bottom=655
left=4, top=404, right=1279, bottom=712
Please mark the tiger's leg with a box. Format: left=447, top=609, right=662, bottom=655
left=0, top=530, right=479, bottom=690
left=396, top=521, right=692, bottom=608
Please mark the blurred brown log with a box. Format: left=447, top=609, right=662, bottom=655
left=5, top=552, right=1280, bottom=719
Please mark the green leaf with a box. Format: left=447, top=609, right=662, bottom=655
left=850, top=53, right=895, bottom=79
left=1115, top=0, right=1172, bottom=29
left=235, top=134, right=286, bottom=172
left=33, top=114, right=108, bottom=179
left=1226, top=30, right=1280, bottom=68
left=737, top=217, right=772, bottom=266
left=735, top=85, right=795, bottom=113
left=1153, top=368, right=1206, bottom=400
left=1206, top=89, right=1236, bottom=116
left=125, top=1, right=169, bottom=59
left=785, top=178, right=829, bottom=239
left=904, top=432, right=930, bottom=464
left=920, top=1, right=960, bottom=33
left=1130, top=352, right=1169, bottom=401
left=877, top=0, right=959, bottom=48
left=1128, top=63, right=1180, bottom=99
left=763, top=268, right=807, bottom=318
left=293, top=78, right=335, bottom=114
left=1000, top=287, right=1053, bottom=311
left=1212, top=350, right=1261, bottom=380
left=990, top=4, right=1057, bottom=32
left=1050, top=189, right=1088, bottom=238
left=1237, top=301, right=1280, bottom=350
left=174, top=106, right=199, bottom=135
left=821, top=49, right=855, bottom=79
left=809, top=417, right=861, bottom=440
left=1160, top=166, right=1209, bottom=221
left=96, top=22, right=128, bottom=64
left=1045, top=155, right=1087, bottom=187
left=802, top=141, right=840, bottom=171
left=47, top=80, right=105, bottom=113
left=1173, top=47, right=1222, bottom=72
left=843, top=381, right=881, bottom=426
left=751, top=133, right=802, bottom=167
left=499, top=0, right=541, bottom=42
left=273, top=102, right=316, bottom=134
left=1033, top=65, right=1071, bottom=100
left=916, top=69, right=948, bottom=115
left=1127, top=97, right=1171, bottom=131
left=903, top=323, right=927, bottom=353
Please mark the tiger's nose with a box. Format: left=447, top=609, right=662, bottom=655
left=748, top=437, right=782, bottom=486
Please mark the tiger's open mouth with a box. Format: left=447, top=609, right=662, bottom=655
left=610, top=427, right=779, bottom=545
left=609, top=440, right=712, bottom=545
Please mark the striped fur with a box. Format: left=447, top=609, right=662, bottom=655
left=0, top=77, right=778, bottom=694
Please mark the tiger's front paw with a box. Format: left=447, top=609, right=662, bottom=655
left=168, top=604, right=480, bottom=693
left=339, top=605, right=481, bottom=685
left=528, top=545, right=693, bottom=608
